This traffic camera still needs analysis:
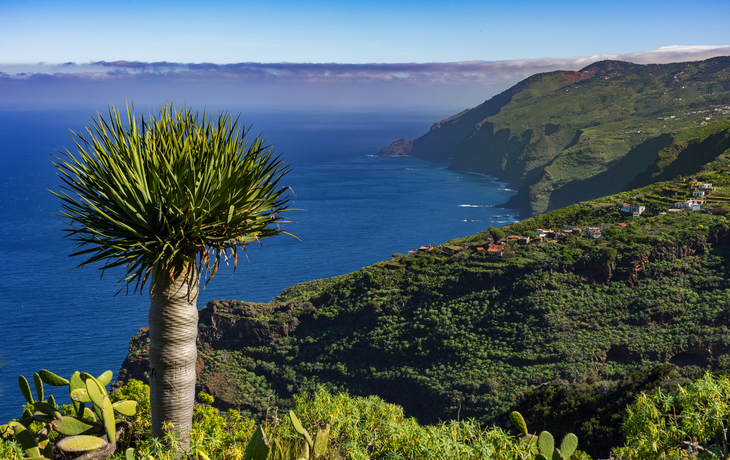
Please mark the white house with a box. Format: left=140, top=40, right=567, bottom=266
left=587, top=228, right=602, bottom=239
left=693, top=190, right=706, bottom=197
left=675, top=200, right=703, bottom=210
left=621, top=203, right=645, bottom=215
left=699, top=183, right=713, bottom=190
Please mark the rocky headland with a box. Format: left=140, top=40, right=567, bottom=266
left=374, top=138, right=414, bottom=156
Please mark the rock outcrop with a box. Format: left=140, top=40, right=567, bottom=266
left=375, top=138, right=413, bottom=156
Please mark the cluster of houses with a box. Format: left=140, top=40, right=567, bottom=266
left=620, top=181, right=719, bottom=217
left=477, top=224, right=631, bottom=256
left=660, top=105, right=730, bottom=123
left=408, top=179, right=723, bottom=257
left=409, top=221, right=637, bottom=257
left=668, top=180, right=715, bottom=212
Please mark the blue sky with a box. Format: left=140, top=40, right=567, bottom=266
left=1, top=0, right=729, bottom=110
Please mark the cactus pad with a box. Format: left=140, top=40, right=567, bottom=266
left=31, top=412, right=54, bottom=424
left=509, top=411, right=528, bottom=435
left=83, top=406, right=98, bottom=422
left=33, top=401, right=61, bottom=419
left=96, top=370, right=114, bottom=387
left=8, top=422, right=42, bottom=458
left=18, top=375, right=34, bottom=404
left=113, top=400, right=138, bottom=417
left=101, top=397, right=116, bottom=441
left=69, top=371, right=84, bottom=391
left=537, top=431, right=555, bottom=459
left=560, top=433, right=578, bottom=459
left=71, top=388, right=92, bottom=403
left=33, top=373, right=44, bottom=402
left=56, top=435, right=107, bottom=452
left=85, top=377, right=105, bottom=408
left=55, top=416, right=99, bottom=436
left=38, top=369, right=69, bottom=386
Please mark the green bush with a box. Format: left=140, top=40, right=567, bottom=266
left=618, top=372, right=730, bottom=459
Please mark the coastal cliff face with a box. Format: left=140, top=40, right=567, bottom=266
left=396, top=56, right=730, bottom=217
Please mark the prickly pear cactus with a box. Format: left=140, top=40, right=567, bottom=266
left=537, top=431, right=555, bottom=459
left=56, top=435, right=108, bottom=452
left=3, top=369, right=138, bottom=460
left=534, top=430, right=579, bottom=460
left=560, top=433, right=578, bottom=459
left=509, top=411, right=528, bottom=436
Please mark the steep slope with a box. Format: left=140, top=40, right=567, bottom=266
left=399, top=56, right=730, bottom=217
left=119, top=169, right=730, bottom=449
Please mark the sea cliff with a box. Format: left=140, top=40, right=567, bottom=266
left=386, top=56, right=730, bottom=217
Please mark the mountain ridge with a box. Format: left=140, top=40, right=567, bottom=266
left=384, top=56, right=730, bottom=217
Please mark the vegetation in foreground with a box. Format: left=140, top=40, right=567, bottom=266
left=6, top=374, right=730, bottom=459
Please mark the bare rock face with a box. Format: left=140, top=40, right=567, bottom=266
left=375, top=138, right=414, bottom=156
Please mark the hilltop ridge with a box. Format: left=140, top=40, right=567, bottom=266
left=381, top=56, right=730, bottom=217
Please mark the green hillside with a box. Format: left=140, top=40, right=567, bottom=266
left=405, top=56, right=730, bottom=217
left=120, top=168, right=730, bottom=457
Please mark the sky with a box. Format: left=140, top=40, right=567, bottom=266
left=1, top=0, right=729, bottom=111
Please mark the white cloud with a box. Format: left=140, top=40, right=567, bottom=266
left=1, top=45, right=728, bottom=85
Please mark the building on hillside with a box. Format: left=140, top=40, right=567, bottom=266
left=418, top=245, right=433, bottom=252
left=564, top=226, right=583, bottom=234
left=600, top=223, right=613, bottom=229
left=620, top=203, right=646, bottom=215
left=699, top=183, right=713, bottom=190
left=486, top=243, right=504, bottom=256
left=536, top=229, right=552, bottom=238
left=675, top=201, right=692, bottom=209
left=518, top=236, right=530, bottom=245
left=586, top=228, right=602, bottom=239
left=693, top=190, right=706, bottom=197
left=506, top=235, right=521, bottom=242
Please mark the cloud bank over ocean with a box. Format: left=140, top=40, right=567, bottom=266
left=2, top=46, right=728, bottom=110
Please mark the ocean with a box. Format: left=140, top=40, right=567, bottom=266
left=0, top=107, right=518, bottom=421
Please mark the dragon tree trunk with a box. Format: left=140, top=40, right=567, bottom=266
left=148, top=263, right=199, bottom=451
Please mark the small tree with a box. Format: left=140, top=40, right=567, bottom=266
left=488, top=225, right=505, bottom=242
left=53, top=103, right=294, bottom=449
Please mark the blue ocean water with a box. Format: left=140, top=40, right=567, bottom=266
left=0, top=108, right=517, bottom=421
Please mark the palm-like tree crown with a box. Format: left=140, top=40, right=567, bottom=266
left=53, top=103, right=294, bottom=291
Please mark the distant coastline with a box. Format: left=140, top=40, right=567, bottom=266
left=375, top=138, right=414, bottom=157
